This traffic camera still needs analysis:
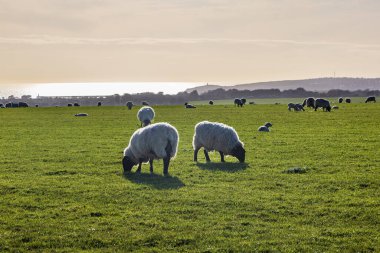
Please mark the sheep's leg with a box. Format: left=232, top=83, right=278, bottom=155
left=204, top=150, right=211, bottom=162
left=149, top=159, right=154, bottom=174
left=163, top=157, right=170, bottom=175
left=194, top=148, right=200, bottom=162
left=136, top=159, right=143, bottom=173
left=219, top=151, right=225, bottom=162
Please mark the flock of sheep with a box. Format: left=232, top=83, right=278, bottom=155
left=122, top=106, right=246, bottom=175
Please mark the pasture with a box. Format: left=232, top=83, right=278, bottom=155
left=0, top=102, right=379, bottom=252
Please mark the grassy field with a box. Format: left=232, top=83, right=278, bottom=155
left=0, top=101, right=379, bottom=252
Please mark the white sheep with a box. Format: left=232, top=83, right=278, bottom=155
left=137, top=106, right=155, bottom=127
left=193, top=121, right=245, bottom=163
left=122, top=122, right=179, bottom=175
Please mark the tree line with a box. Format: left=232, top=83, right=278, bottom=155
left=1, top=87, right=379, bottom=107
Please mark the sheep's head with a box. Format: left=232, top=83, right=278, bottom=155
left=326, top=106, right=331, bottom=112
left=142, top=119, right=151, bottom=127
left=231, top=143, right=245, bottom=163
left=122, top=156, right=136, bottom=172
left=264, top=122, right=272, bottom=128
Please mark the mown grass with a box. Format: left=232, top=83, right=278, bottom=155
left=0, top=101, right=379, bottom=252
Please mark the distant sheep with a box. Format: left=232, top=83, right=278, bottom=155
left=18, top=102, right=29, bottom=108
left=0, top=103, right=4, bottom=108
left=288, top=103, right=304, bottom=111
left=365, top=96, right=376, bottom=103
left=75, top=113, right=88, bottom=117
left=241, top=98, right=247, bottom=105
left=302, top=97, right=315, bottom=109
left=288, top=103, right=296, bottom=111
left=142, top=101, right=149, bottom=106
left=122, top=122, right=179, bottom=175
left=314, top=98, right=331, bottom=112
left=193, top=121, right=245, bottom=163
left=126, top=101, right=133, bottom=110
left=5, top=102, right=18, bottom=108
left=209, top=100, right=214, bottom=105
left=35, top=104, right=39, bottom=108
left=345, top=98, right=351, bottom=103
left=234, top=98, right=243, bottom=107
left=338, top=97, right=343, bottom=103
left=97, top=101, right=102, bottom=106
left=68, top=103, right=73, bottom=107
left=184, top=102, right=196, bottom=108
left=249, top=101, right=255, bottom=105
left=258, top=122, right=273, bottom=132
left=137, top=106, right=155, bottom=127
left=74, top=102, right=80, bottom=107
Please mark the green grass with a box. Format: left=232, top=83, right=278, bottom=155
left=0, top=102, right=379, bottom=252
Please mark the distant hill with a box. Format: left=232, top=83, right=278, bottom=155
left=185, top=78, right=380, bottom=94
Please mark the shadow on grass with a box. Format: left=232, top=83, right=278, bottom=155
left=123, top=172, right=185, bottom=190
left=196, top=162, right=248, bottom=172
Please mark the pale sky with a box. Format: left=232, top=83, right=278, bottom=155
left=0, top=0, right=379, bottom=95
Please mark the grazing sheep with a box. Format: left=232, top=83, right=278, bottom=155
left=0, top=104, right=4, bottom=108
left=35, top=104, right=39, bottom=108
left=345, top=98, right=351, bottom=103
left=288, top=103, right=296, bottom=111
left=241, top=98, right=247, bottom=105
left=184, top=102, right=196, bottom=108
left=126, top=101, right=133, bottom=110
left=122, top=122, right=179, bottom=175
left=98, top=101, right=102, bottom=106
left=302, top=97, right=315, bottom=109
left=137, top=106, right=155, bottom=127
left=75, top=113, right=88, bottom=117
left=18, top=102, right=29, bottom=107
left=193, top=121, right=245, bottom=163
left=295, top=104, right=305, bottom=111
left=74, top=102, right=80, bottom=107
left=314, top=98, right=331, bottom=112
left=209, top=100, right=214, bottom=105
left=258, top=122, right=273, bottom=132
left=234, top=98, right=243, bottom=107
left=338, top=97, right=343, bottom=103
left=5, top=102, right=18, bottom=108
left=68, top=103, right=73, bottom=107
left=365, top=96, right=376, bottom=103
left=142, top=101, right=149, bottom=106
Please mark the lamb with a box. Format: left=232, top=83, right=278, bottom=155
left=126, top=101, right=133, bottom=110
left=193, top=121, right=245, bottom=163
left=184, top=102, right=196, bottom=108
left=234, top=98, right=243, bottom=107
left=365, top=96, right=376, bottom=103
left=122, top=122, right=179, bottom=175
left=338, top=97, right=343, bottom=103
left=302, top=97, right=315, bottom=109
left=288, top=103, right=296, bottom=111
left=258, top=122, right=273, bottom=132
left=345, top=98, right=351, bottom=103
left=288, top=103, right=304, bottom=111
left=137, top=106, right=155, bottom=127
left=209, top=100, right=214, bottom=105
left=314, top=98, right=331, bottom=112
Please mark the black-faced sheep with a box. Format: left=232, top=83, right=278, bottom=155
left=142, top=101, right=149, bottom=106
left=126, top=101, right=133, bottom=110
left=234, top=98, right=243, bottom=107
left=209, top=100, right=214, bottom=105
left=314, top=98, right=331, bottom=112
left=184, top=102, right=196, bottom=108
left=137, top=106, right=155, bottom=127
left=345, top=98, right=351, bottom=103
left=338, top=97, right=343, bottom=103
left=365, top=96, right=376, bottom=103
left=193, top=121, right=245, bottom=163
left=122, top=122, right=179, bottom=175
left=258, top=122, right=273, bottom=132
left=302, top=97, right=315, bottom=109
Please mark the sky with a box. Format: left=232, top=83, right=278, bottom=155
left=0, top=0, right=379, bottom=97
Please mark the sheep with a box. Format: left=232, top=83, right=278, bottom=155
left=142, top=101, right=149, bottom=106
left=241, top=98, right=247, bottom=105
left=98, top=101, right=102, bottom=106
left=249, top=101, right=255, bottom=105
left=75, top=113, right=88, bottom=117
left=74, top=102, right=80, bottom=107
left=345, top=98, right=351, bottom=103
left=288, top=103, right=296, bottom=111
left=258, top=122, right=273, bottom=132
left=338, top=97, right=343, bottom=103
left=302, top=97, right=315, bottom=109
left=234, top=98, right=243, bottom=107
left=68, top=103, right=73, bottom=107
left=18, top=102, right=29, bottom=107
left=122, top=122, right=179, bottom=175
left=209, top=100, right=214, bottom=105
left=365, top=96, right=376, bottom=103
left=193, top=121, right=245, bottom=163
left=314, top=98, right=331, bottom=112
left=0, top=104, right=4, bottom=108
left=126, top=101, right=133, bottom=110
left=35, top=104, right=39, bottom=108
left=294, top=104, right=305, bottom=111
left=184, top=102, right=196, bottom=108
left=137, top=106, right=155, bottom=127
